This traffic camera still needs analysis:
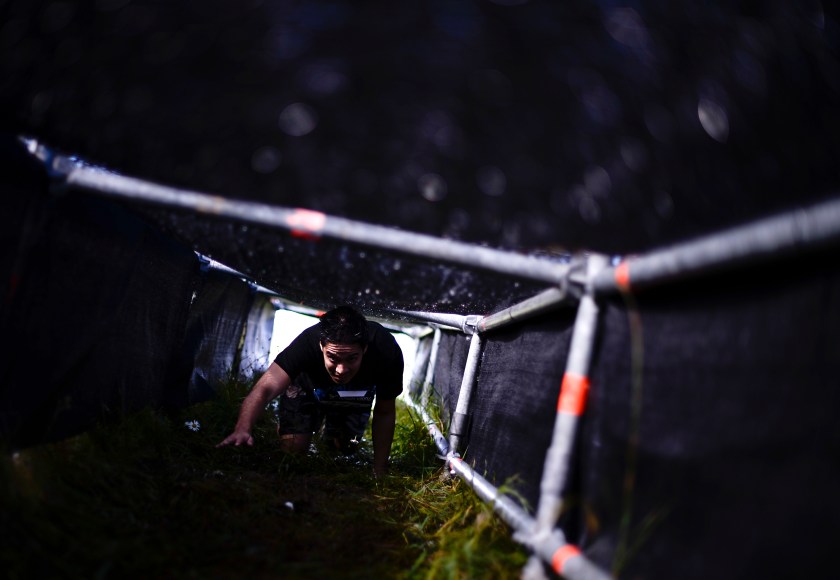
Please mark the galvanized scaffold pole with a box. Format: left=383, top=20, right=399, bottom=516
left=36, top=144, right=573, bottom=288
left=522, top=254, right=610, bottom=580
left=592, top=197, right=840, bottom=295
left=447, top=331, right=483, bottom=456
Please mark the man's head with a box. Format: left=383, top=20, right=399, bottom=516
left=318, top=306, right=369, bottom=384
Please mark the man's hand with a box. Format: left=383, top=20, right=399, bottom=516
left=216, top=363, right=291, bottom=449
left=216, top=430, right=254, bottom=448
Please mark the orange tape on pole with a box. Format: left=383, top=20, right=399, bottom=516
left=615, top=260, right=631, bottom=292
left=557, top=372, right=590, bottom=415
left=286, top=208, right=326, bottom=240
left=552, top=544, right=581, bottom=574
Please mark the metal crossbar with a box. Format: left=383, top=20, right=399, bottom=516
left=34, top=144, right=572, bottom=287
left=592, top=197, right=840, bottom=295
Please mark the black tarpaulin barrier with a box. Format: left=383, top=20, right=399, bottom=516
left=421, top=249, right=840, bottom=579
left=238, top=292, right=279, bottom=381
left=431, top=310, right=578, bottom=508
left=579, top=254, right=840, bottom=579
left=182, top=263, right=257, bottom=405
left=128, top=206, right=564, bottom=319
left=0, top=146, right=199, bottom=449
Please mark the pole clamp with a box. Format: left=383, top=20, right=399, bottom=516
left=462, top=314, right=482, bottom=335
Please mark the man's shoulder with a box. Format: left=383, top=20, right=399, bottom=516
left=300, top=322, right=321, bottom=338
left=288, top=323, right=321, bottom=347
left=276, top=323, right=320, bottom=362
left=365, top=321, right=402, bottom=363
left=366, top=321, right=397, bottom=346
left=366, top=319, right=387, bottom=334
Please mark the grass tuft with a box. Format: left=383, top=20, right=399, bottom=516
left=1, top=377, right=528, bottom=579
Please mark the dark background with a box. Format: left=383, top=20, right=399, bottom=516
left=2, top=1, right=839, bottom=259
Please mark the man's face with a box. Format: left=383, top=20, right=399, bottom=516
left=320, top=341, right=367, bottom=384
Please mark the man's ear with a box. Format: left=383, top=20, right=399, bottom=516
left=319, top=341, right=325, bottom=352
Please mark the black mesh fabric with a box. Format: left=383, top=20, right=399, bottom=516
left=431, top=251, right=840, bottom=578
left=580, top=253, right=840, bottom=578
left=0, top=155, right=198, bottom=448
left=430, top=331, right=471, bottom=429
left=432, top=310, right=577, bottom=508
left=132, top=205, right=558, bottom=318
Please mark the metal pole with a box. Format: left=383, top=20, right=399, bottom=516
left=391, top=309, right=472, bottom=333
left=524, top=255, right=608, bottom=579
left=48, top=153, right=573, bottom=286
left=448, top=456, right=536, bottom=535
left=404, top=395, right=450, bottom=458
left=404, top=330, right=448, bottom=456
left=478, top=285, right=574, bottom=333
left=405, top=394, right=610, bottom=580
left=448, top=332, right=483, bottom=455
left=421, top=328, right=443, bottom=410
left=592, top=196, right=840, bottom=295
left=447, top=456, right=610, bottom=580
left=200, top=254, right=279, bottom=295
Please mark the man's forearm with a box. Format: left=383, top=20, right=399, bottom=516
left=218, top=362, right=290, bottom=448
left=372, top=404, right=396, bottom=474
left=237, top=363, right=291, bottom=431
left=234, top=388, right=271, bottom=433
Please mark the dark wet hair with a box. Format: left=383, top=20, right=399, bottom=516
left=318, top=305, right=369, bottom=346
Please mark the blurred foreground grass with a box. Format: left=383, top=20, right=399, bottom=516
left=0, top=379, right=527, bottom=579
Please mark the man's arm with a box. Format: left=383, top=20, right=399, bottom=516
left=371, top=397, right=396, bottom=477
left=216, top=362, right=291, bottom=447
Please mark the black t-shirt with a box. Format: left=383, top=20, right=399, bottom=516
left=274, top=320, right=404, bottom=412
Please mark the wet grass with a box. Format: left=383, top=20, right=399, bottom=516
left=1, top=379, right=528, bottom=579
